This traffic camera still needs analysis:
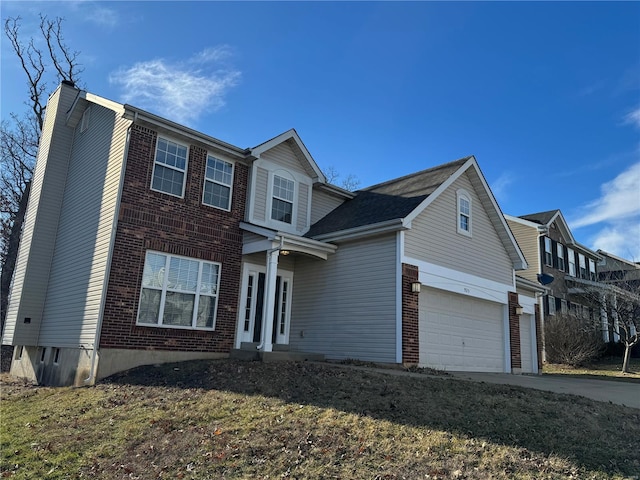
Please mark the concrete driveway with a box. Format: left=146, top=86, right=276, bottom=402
left=449, top=372, right=640, bottom=409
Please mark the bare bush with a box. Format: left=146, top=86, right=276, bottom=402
left=544, top=313, right=605, bottom=366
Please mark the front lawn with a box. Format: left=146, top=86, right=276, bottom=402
left=543, top=356, right=640, bottom=382
left=2, top=360, right=639, bottom=479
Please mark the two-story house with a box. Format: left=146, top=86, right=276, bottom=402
left=3, top=82, right=543, bottom=386
left=505, top=211, right=605, bottom=343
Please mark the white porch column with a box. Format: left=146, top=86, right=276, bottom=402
left=260, top=248, right=280, bottom=353
left=600, top=292, right=610, bottom=343
left=611, top=294, right=620, bottom=342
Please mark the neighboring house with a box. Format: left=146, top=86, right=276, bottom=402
left=3, top=82, right=542, bottom=386
left=505, top=210, right=605, bottom=343
left=597, top=250, right=640, bottom=291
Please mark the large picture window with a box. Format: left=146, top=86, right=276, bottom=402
left=151, top=137, right=188, bottom=197
left=137, top=251, right=220, bottom=329
left=271, top=175, right=294, bottom=223
left=203, top=155, right=233, bottom=210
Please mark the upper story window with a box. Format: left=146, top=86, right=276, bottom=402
left=271, top=175, right=295, bottom=224
left=544, top=237, right=553, bottom=266
left=578, top=253, right=587, bottom=279
left=456, top=189, right=472, bottom=236
left=151, top=137, right=188, bottom=198
left=203, top=155, right=233, bottom=210
left=557, top=243, right=565, bottom=271
left=588, top=258, right=596, bottom=281
left=568, top=248, right=576, bottom=276
left=137, top=251, right=220, bottom=330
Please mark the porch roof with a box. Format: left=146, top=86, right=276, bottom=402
left=240, top=222, right=337, bottom=260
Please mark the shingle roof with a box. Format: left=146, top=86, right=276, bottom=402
left=519, top=210, right=560, bottom=225
left=306, top=157, right=471, bottom=238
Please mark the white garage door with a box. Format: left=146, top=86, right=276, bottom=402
left=519, top=315, right=533, bottom=373
left=419, top=288, right=505, bottom=372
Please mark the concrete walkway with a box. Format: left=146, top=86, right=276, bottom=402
left=448, top=372, right=640, bottom=409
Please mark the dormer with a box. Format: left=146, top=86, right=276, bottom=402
left=246, top=129, right=325, bottom=236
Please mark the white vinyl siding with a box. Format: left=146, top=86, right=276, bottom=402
left=38, top=104, right=130, bottom=347
left=505, top=220, right=540, bottom=284
left=296, top=183, right=310, bottom=231
left=252, top=167, right=269, bottom=222
left=310, top=188, right=345, bottom=225
left=3, top=85, right=77, bottom=346
left=419, top=287, right=505, bottom=372
left=260, top=141, right=313, bottom=178
left=405, top=172, right=513, bottom=285
left=289, top=234, right=397, bottom=363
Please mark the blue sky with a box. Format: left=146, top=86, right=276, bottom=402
left=2, top=1, right=639, bottom=260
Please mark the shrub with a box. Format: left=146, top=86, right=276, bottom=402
left=544, top=313, right=605, bottom=366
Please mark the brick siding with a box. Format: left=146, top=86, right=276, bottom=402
left=100, top=124, right=247, bottom=353
left=508, top=291, right=521, bottom=369
left=401, top=263, right=419, bottom=364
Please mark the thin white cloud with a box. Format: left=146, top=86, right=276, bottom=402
left=569, top=161, right=640, bottom=260
left=571, top=161, right=640, bottom=229
left=623, top=107, right=640, bottom=129
left=490, top=171, right=515, bottom=204
left=109, top=48, right=240, bottom=125
left=84, top=6, right=119, bottom=28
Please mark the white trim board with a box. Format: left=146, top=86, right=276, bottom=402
left=404, top=256, right=512, bottom=304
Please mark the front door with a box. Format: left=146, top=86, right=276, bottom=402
left=237, top=264, right=292, bottom=347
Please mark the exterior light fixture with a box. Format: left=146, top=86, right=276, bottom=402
left=515, top=305, right=524, bottom=316
left=280, top=250, right=290, bottom=256
left=411, top=282, right=421, bottom=293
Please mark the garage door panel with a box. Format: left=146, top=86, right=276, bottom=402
left=419, top=288, right=505, bottom=372
left=520, top=315, right=533, bottom=373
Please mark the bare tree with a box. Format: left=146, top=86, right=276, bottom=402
left=322, top=166, right=360, bottom=191
left=1, top=15, right=82, bottom=335
left=593, top=284, right=639, bottom=373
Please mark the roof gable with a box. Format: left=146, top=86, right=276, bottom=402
left=250, top=129, right=325, bottom=182
left=306, top=155, right=527, bottom=269
left=519, top=209, right=576, bottom=244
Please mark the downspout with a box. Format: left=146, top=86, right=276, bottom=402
left=84, top=124, right=131, bottom=384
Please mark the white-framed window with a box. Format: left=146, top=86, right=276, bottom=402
left=547, top=295, right=556, bottom=316
left=203, top=155, right=233, bottom=210
left=151, top=137, right=188, bottom=198
left=560, top=299, right=568, bottom=314
left=588, top=258, right=596, bottom=281
left=456, top=189, right=472, bottom=236
left=80, top=107, right=91, bottom=133
left=568, top=248, right=576, bottom=276
left=137, top=251, right=221, bottom=330
left=557, top=244, right=565, bottom=271
left=271, top=175, right=295, bottom=224
left=579, top=253, right=587, bottom=279
left=544, top=237, right=553, bottom=266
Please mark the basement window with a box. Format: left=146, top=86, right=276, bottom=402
left=53, top=348, right=61, bottom=365
left=15, top=346, right=23, bottom=360
left=39, top=347, right=47, bottom=364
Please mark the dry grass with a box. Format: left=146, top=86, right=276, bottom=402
left=544, top=357, right=640, bottom=382
left=2, top=360, right=639, bottom=479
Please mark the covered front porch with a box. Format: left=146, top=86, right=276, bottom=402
left=233, top=222, right=336, bottom=355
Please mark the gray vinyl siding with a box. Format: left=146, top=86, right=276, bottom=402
left=297, top=183, right=309, bottom=232
left=2, top=85, right=76, bottom=346
left=252, top=167, right=268, bottom=222
left=310, top=188, right=345, bottom=225
left=404, top=172, right=513, bottom=285
left=261, top=142, right=309, bottom=177
left=507, top=220, right=540, bottom=284
left=38, top=105, right=130, bottom=347
left=289, top=234, right=397, bottom=363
